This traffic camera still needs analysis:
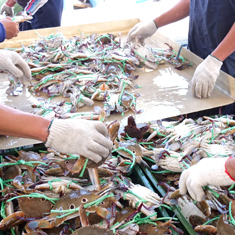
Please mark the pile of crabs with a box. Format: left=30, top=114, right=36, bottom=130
left=2, top=114, right=235, bottom=234
left=123, top=114, right=235, bottom=235
left=0, top=119, right=185, bottom=235
left=7, top=32, right=190, bottom=120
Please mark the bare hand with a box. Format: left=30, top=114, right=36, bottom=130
left=0, top=17, right=19, bottom=39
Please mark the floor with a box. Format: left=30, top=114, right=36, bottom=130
left=61, top=0, right=189, bottom=45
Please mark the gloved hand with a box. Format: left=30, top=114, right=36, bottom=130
left=127, top=20, right=157, bottom=43
left=179, top=157, right=235, bottom=201
left=0, top=50, right=31, bottom=84
left=0, top=3, right=14, bottom=17
left=191, top=55, right=223, bottom=98
left=45, top=119, right=113, bottom=163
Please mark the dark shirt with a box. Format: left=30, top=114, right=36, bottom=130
left=16, top=0, right=28, bottom=8
left=188, top=0, right=235, bottom=78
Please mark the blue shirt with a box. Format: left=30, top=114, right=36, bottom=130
left=0, top=22, right=6, bottom=43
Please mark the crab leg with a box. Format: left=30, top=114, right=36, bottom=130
left=25, top=220, right=54, bottom=233
left=88, top=168, right=101, bottom=191
left=0, top=212, right=25, bottom=231
left=79, top=205, right=89, bottom=227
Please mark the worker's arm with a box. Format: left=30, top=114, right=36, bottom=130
left=0, top=103, right=113, bottom=163
left=0, top=103, right=50, bottom=142
left=191, top=23, right=235, bottom=99
left=0, top=18, right=19, bottom=40
left=154, top=0, right=190, bottom=28
left=5, top=0, right=16, bottom=7
left=127, top=0, right=190, bottom=42
left=212, top=23, right=235, bottom=61
left=225, top=157, right=235, bottom=180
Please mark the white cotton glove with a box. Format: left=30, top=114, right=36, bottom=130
left=0, top=50, right=31, bottom=84
left=178, top=196, right=206, bottom=221
left=0, top=3, right=14, bottom=17
left=179, top=157, right=235, bottom=201
left=127, top=20, right=157, bottom=43
left=191, top=55, right=223, bottom=99
left=45, top=119, right=113, bottom=163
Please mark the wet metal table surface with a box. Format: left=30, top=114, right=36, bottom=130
left=0, top=19, right=234, bottom=149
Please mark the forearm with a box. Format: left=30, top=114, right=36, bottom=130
left=225, top=157, right=235, bottom=180
left=211, top=23, right=235, bottom=62
left=0, top=103, right=50, bottom=142
left=154, top=0, right=190, bottom=28
left=5, top=0, right=16, bottom=7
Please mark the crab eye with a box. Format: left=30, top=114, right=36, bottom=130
left=28, top=197, right=33, bottom=199
left=81, top=198, right=88, bottom=203
left=41, top=198, right=45, bottom=202
left=132, top=150, right=136, bottom=154
left=69, top=204, right=75, bottom=209
left=100, top=201, right=105, bottom=205
left=65, top=161, right=69, bottom=164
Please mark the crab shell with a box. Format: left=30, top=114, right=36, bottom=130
left=72, top=226, right=115, bottom=235
left=139, top=222, right=171, bottom=234
left=18, top=197, right=53, bottom=218
left=45, top=189, right=102, bottom=227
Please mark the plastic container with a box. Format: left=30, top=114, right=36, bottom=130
left=137, top=162, right=197, bottom=235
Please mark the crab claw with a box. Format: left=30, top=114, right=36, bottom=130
left=0, top=211, right=25, bottom=231
left=129, top=183, right=161, bottom=206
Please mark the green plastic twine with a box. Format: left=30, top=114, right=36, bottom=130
left=66, top=154, right=80, bottom=160
left=0, top=160, right=47, bottom=168
left=229, top=183, right=235, bottom=191
left=139, top=142, right=154, bottom=145
left=118, top=81, right=127, bottom=105
left=31, top=66, right=63, bottom=76
left=119, top=212, right=142, bottom=229
left=159, top=204, right=173, bottom=211
left=150, top=170, right=173, bottom=174
left=0, top=177, right=6, bottom=219
left=203, top=216, right=220, bottom=225
left=79, top=158, right=89, bottom=177
left=123, top=190, right=147, bottom=203
left=118, top=211, right=169, bottom=230
left=142, top=156, right=156, bottom=164
left=112, top=147, right=136, bottom=171
left=47, top=179, right=64, bottom=190
left=229, top=201, right=235, bottom=226
left=7, top=193, right=59, bottom=204
left=204, top=186, right=220, bottom=198
left=33, top=74, right=55, bottom=90
left=220, top=126, right=235, bottom=134
left=125, top=91, right=136, bottom=108
left=95, top=35, right=111, bottom=43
